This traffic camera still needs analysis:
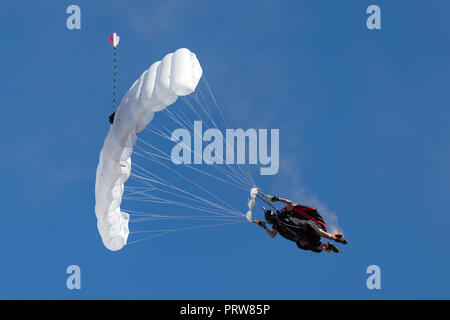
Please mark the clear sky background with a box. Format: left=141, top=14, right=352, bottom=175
left=1, top=0, right=449, bottom=299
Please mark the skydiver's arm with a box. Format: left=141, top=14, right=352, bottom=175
left=277, top=198, right=296, bottom=210
left=255, top=219, right=278, bottom=238
left=264, top=226, right=278, bottom=238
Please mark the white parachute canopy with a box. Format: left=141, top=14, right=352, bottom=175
left=95, top=48, right=203, bottom=251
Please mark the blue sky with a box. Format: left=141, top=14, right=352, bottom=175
left=1, top=0, right=450, bottom=299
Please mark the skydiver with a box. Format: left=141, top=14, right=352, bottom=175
left=254, top=196, right=347, bottom=253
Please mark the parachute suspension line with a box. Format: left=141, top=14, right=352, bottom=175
left=133, top=141, right=249, bottom=193
left=129, top=220, right=244, bottom=235
left=180, top=93, right=255, bottom=189
left=126, top=221, right=244, bottom=247
left=141, top=109, right=252, bottom=192
left=126, top=232, right=172, bottom=246
left=127, top=209, right=242, bottom=223
left=130, top=216, right=241, bottom=223
left=129, top=158, right=243, bottom=217
left=128, top=177, right=236, bottom=219
left=191, top=81, right=257, bottom=188
left=202, top=75, right=226, bottom=128
left=176, top=88, right=256, bottom=190
left=132, top=149, right=244, bottom=217
left=124, top=179, right=236, bottom=217
left=139, top=125, right=251, bottom=192
left=129, top=158, right=236, bottom=216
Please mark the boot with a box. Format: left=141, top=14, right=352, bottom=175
left=334, top=233, right=348, bottom=244
left=326, top=242, right=339, bottom=253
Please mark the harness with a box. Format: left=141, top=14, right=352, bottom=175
left=281, top=205, right=327, bottom=232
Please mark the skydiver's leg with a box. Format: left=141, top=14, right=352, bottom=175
left=316, top=228, right=348, bottom=244
left=315, top=228, right=337, bottom=241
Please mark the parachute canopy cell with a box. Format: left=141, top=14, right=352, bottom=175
left=95, top=48, right=203, bottom=251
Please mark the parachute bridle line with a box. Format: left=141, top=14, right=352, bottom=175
left=112, top=45, right=117, bottom=113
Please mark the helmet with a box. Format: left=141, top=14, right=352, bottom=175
left=264, top=210, right=277, bottom=225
